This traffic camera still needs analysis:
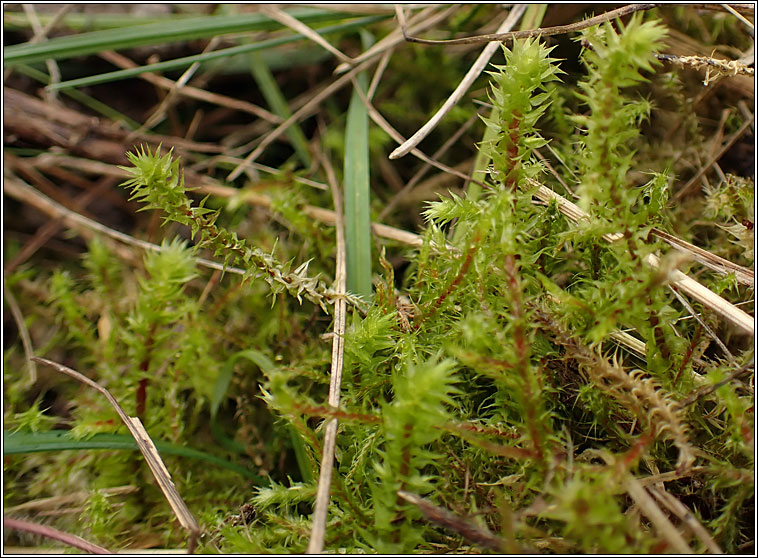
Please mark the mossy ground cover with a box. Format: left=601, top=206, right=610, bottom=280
left=3, top=4, right=754, bottom=554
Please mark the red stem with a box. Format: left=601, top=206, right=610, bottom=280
left=4, top=517, right=112, bottom=554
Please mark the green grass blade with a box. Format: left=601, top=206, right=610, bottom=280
left=4, top=8, right=365, bottom=65
left=4, top=11, right=197, bottom=32
left=247, top=51, right=312, bottom=167
left=4, top=429, right=267, bottom=483
left=344, top=72, right=372, bottom=300
left=44, top=16, right=387, bottom=91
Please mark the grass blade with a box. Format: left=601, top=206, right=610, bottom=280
left=247, top=51, right=312, bottom=167
left=4, top=8, right=364, bottom=65
left=344, top=71, right=372, bottom=299
left=4, top=429, right=266, bottom=482
left=44, top=16, right=387, bottom=91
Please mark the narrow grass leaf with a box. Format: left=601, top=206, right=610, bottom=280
left=4, top=8, right=364, bottom=65
left=4, top=430, right=266, bottom=482
left=44, top=16, right=387, bottom=91
left=247, top=51, right=312, bottom=167
left=344, top=72, right=372, bottom=299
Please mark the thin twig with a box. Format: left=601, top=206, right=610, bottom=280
left=400, top=4, right=657, bottom=46
left=4, top=517, right=112, bottom=555
left=680, top=358, right=755, bottom=407
left=674, top=115, right=755, bottom=200
left=32, top=357, right=200, bottom=552
left=3, top=283, right=37, bottom=383
left=261, top=5, right=353, bottom=65
left=348, top=74, right=488, bottom=188
left=527, top=178, right=754, bottom=335
left=334, top=5, right=459, bottom=74
left=227, top=58, right=376, bottom=181
left=389, top=4, right=527, bottom=159
left=397, top=490, right=507, bottom=552
left=647, top=484, right=724, bottom=553
left=624, top=475, right=694, bottom=554
left=669, top=285, right=736, bottom=365
left=99, top=50, right=282, bottom=124
left=656, top=52, right=755, bottom=78
left=306, top=153, right=348, bottom=554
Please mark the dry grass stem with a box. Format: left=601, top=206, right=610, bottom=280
left=5, top=486, right=138, bottom=515
left=367, top=47, right=393, bottom=100
left=21, top=4, right=63, bottom=102
left=380, top=111, right=480, bottom=220
left=135, top=37, right=223, bottom=135
left=348, top=75, right=486, bottom=187
left=721, top=3, right=755, bottom=31
left=306, top=154, right=348, bottom=554
left=98, top=50, right=282, bottom=124
left=31, top=357, right=200, bottom=552
left=227, top=58, right=376, bottom=180
left=647, top=484, right=724, bottom=553
left=389, top=4, right=526, bottom=159
left=527, top=178, right=754, bottom=335
left=624, top=476, right=694, bottom=554
left=680, top=358, right=755, bottom=407
left=668, top=285, right=736, bottom=365
left=334, top=5, right=458, bottom=74
left=261, top=5, right=353, bottom=65
left=650, top=228, right=753, bottom=287
left=4, top=174, right=248, bottom=276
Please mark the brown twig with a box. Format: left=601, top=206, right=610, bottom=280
left=400, top=4, right=657, bottom=46
left=680, top=359, right=755, bottom=407
left=397, top=490, right=507, bottom=552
